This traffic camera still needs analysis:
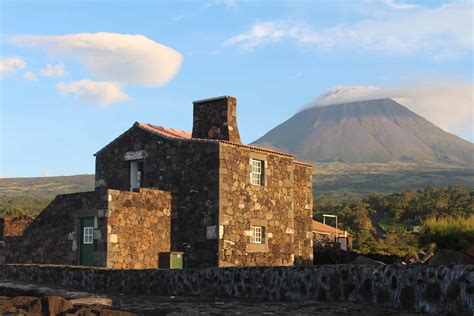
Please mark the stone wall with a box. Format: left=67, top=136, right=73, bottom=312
left=0, top=191, right=105, bottom=265
left=95, top=125, right=220, bottom=268
left=106, top=189, right=171, bottom=269
left=218, top=142, right=310, bottom=267
left=293, top=163, right=313, bottom=265
left=192, top=96, right=241, bottom=143
left=0, top=264, right=471, bottom=314
left=0, top=216, right=34, bottom=237
left=0, top=188, right=172, bottom=269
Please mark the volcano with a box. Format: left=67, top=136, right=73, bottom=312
left=252, top=99, right=473, bottom=165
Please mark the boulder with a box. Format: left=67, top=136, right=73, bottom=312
left=63, top=305, right=96, bottom=316
left=101, top=309, right=137, bottom=316
left=70, top=297, right=112, bottom=306
left=27, top=298, right=43, bottom=313
left=8, top=295, right=38, bottom=309
left=0, top=299, right=16, bottom=314
left=43, top=295, right=74, bottom=315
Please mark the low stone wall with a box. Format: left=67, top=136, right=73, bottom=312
left=0, top=191, right=105, bottom=265
left=0, top=264, right=472, bottom=314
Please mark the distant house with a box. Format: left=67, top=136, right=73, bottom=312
left=312, top=220, right=352, bottom=251
left=1, top=96, right=314, bottom=269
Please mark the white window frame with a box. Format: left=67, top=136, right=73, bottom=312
left=83, top=227, right=94, bottom=244
left=130, top=160, right=144, bottom=191
left=251, top=159, right=264, bottom=186
left=251, top=225, right=264, bottom=244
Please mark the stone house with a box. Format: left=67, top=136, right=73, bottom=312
left=1, top=96, right=313, bottom=269
left=312, top=220, right=352, bottom=251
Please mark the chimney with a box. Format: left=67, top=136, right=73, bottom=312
left=192, top=96, right=241, bottom=143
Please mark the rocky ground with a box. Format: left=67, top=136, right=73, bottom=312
left=0, top=280, right=431, bottom=316
left=0, top=294, right=133, bottom=315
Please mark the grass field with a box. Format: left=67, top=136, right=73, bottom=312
left=313, top=162, right=474, bottom=200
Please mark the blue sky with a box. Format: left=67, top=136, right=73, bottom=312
left=1, top=0, right=472, bottom=177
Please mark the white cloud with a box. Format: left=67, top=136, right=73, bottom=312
left=224, top=1, right=472, bottom=58
left=0, top=56, right=26, bottom=78
left=224, top=21, right=289, bottom=50
left=41, top=63, right=66, bottom=78
left=385, top=0, right=419, bottom=10
left=9, top=32, right=183, bottom=86
left=23, top=71, right=38, bottom=81
left=56, top=79, right=131, bottom=106
left=307, top=83, right=474, bottom=140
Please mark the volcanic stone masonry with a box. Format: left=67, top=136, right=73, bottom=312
left=0, top=264, right=471, bottom=315
left=0, top=189, right=172, bottom=268
left=192, top=96, right=241, bottom=143
left=218, top=142, right=313, bottom=266
left=1, top=95, right=314, bottom=269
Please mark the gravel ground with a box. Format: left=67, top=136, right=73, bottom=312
left=112, top=294, right=427, bottom=315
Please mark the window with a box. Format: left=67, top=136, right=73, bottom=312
left=83, top=227, right=94, bottom=244
left=130, top=160, right=144, bottom=191
left=251, top=159, right=264, bottom=186
left=251, top=225, right=265, bottom=244
left=137, top=161, right=144, bottom=187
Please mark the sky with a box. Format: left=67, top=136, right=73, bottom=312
left=0, top=0, right=472, bottom=178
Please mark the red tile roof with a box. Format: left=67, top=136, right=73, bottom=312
left=312, top=220, right=351, bottom=236
left=135, top=122, right=312, bottom=166
left=136, top=122, right=192, bottom=139
left=294, top=160, right=313, bottom=168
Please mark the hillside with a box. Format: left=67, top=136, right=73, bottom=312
left=312, top=162, right=474, bottom=199
left=1, top=164, right=473, bottom=217
left=253, top=98, right=473, bottom=166
left=0, top=175, right=94, bottom=216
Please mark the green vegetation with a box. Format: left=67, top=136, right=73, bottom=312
left=419, top=215, right=474, bottom=251
left=1, top=172, right=472, bottom=256
left=314, top=186, right=474, bottom=256
left=0, top=175, right=94, bottom=217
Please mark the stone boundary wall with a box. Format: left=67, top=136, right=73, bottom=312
left=0, top=264, right=471, bottom=314
left=0, top=191, right=105, bottom=265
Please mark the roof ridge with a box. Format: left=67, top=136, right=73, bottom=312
left=137, top=122, right=306, bottom=159
left=137, top=122, right=192, bottom=139
left=219, top=140, right=295, bottom=158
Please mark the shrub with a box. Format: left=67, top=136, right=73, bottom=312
left=419, top=215, right=474, bottom=251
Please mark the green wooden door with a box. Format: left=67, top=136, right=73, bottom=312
left=80, top=217, right=94, bottom=266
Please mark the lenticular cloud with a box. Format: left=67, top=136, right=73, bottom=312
left=305, top=83, right=474, bottom=140
left=9, top=32, right=183, bottom=86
